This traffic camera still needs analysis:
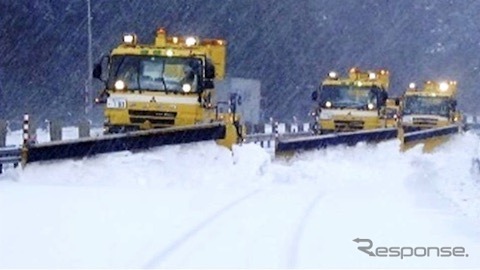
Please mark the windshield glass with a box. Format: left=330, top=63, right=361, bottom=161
left=319, top=85, right=379, bottom=109
left=107, top=55, right=202, bottom=92
left=403, top=96, right=451, bottom=117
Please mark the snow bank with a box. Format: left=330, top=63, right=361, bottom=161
left=1, top=128, right=480, bottom=268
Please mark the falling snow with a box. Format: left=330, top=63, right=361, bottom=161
left=2, top=0, right=480, bottom=124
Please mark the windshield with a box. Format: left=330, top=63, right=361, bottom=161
left=107, top=55, right=203, bottom=92
left=403, top=96, right=451, bottom=117
left=319, top=85, right=380, bottom=109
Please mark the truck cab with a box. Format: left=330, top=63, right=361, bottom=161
left=400, top=81, right=461, bottom=132
left=311, top=67, right=390, bottom=134
left=93, top=28, right=243, bottom=148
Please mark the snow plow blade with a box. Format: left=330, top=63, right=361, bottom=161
left=24, top=123, right=226, bottom=164
left=400, top=125, right=461, bottom=152
left=275, top=128, right=398, bottom=156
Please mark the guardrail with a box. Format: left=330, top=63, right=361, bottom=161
left=0, top=146, right=22, bottom=163
left=0, top=146, right=21, bottom=174
left=244, top=121, right=312, bottom=149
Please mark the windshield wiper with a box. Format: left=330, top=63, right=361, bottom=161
left=159, top=77, right=168, bottom=93
left=113, top=57, right=126, bottom=79
left=132, top=59, right=141, bottom=92
left=159, top=60, right=170, bottom=94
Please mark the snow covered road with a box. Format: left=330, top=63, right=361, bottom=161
left=1, top=129, right=480, bottom=268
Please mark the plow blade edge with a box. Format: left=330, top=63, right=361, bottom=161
left=25, top=123, right=226, bottom=163
left=401, top=125, right=461, bottom=152
left=275, top=128, right=397, bottom=155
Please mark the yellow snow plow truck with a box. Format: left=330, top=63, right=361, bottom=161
left=398, top=80, right=463, bottom=152
left=275, top=68, right=398, bottom=155
left=311, top=67, right=391, bottom=134
left=93, top=28, right=244, bottom=149
left=400, top=80, right=462, bottom=131
left=19, top=29, right=247, bottom=164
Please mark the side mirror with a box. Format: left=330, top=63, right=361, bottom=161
left=311, top=91, right=318, bottom=101
left=205, top=60, right=215, bottom=79
left=452, top=100, right=457, bottom=108
left=203, top=80, right=214, bottom=89
left=93, top=63, right=102, bottom=79
left=230, top=93, right=242, bottom=106
left=93, top=55, right=109, bottom=82
left=94, top=91, right=109, bottom=104
left=380, top=91, right=388, bottom=105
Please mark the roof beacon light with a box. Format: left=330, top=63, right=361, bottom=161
left=328, top=71, right=338, bottom=79
left=185, top=37, right=197, bottom=46
left=123, top=34, right=137, bottom=45
left=439, top=81, right=449, bottom=92
left=409, top=82, right=416, bottom=89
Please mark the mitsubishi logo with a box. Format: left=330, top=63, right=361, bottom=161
left=150, top=96, right=156, bottom=103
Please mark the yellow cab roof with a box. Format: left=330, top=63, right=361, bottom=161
left=322, top=67, right=390, bottom=90
left=405, top=80, right=457, bottom=98
left=110, top=28, right=227, bottom=79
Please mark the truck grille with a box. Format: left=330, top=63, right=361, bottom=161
left=334, top=120, right=364, bottom=131
left=412, top=117, right=438, bottom=126
left=128, top=110, right=177, bottom=127
left=129, top=110, right=176, bottom=118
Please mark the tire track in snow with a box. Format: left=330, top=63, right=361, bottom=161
left=143, top=189, right=261, bottom=268
left=286, top=191, right=325, bottom=268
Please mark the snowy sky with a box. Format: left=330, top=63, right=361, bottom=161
left=2, top=1, right=480, bottom=122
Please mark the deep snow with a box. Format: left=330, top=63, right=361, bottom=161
left=1, top=127, right=480, bottom=268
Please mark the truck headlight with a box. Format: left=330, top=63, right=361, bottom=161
left=182, top=83, right=192, bottom=92
left=114, top=80, right=126, bottom=90
left=367, top=103, right=374, bottom=110
left=106, top=97, right=127, bottom=109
